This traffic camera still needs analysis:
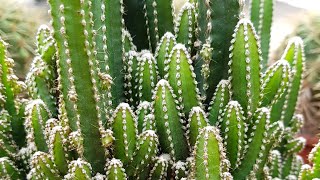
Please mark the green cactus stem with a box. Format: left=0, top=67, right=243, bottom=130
left=0, top=157, right=22, bottom=179
left=49, top=125, right=71, bottom=175
left=30, top=151, right=60, bottom=179
left=196, top=0, right=240, bottom=104
left=189, top=126, right=231, bottom=180
left=24, top=99, right=52, bottom=152
left=26, top=56, right=58, bottom=116
left=152, top=79, right=189, bottom=161
left=233, top=108, right=270, bottom=179
left=270, top=37, right=305, bottom=125
left=124, top=50, right=139, bottom=106
left=109, top=103, right=138, bottom=165
left=250, top=0, right=273, bottom=68
left=0, top=37, right=26, bottom=147
left=48, top=0, right=107, bottom=171
left=136, top=101, right=152, bottom=133
left=175, top=2, right=196, bottom=53
left=126, top=130, right=158, bottom=178
left=155, top=32, right=176, bottom=78
left=144, top=0, right=174, bottom=50
left=208, top=79, right=230, bottom=125
left=268, top=150, right=282, bottom=178
left=148, top=154, right=170, bottom=180
left=186, top=106, right=208, bottom=148
left=229, top=18, right=262, bottom=117
left=219, top=101, right=245, bottom=170
left=64, top=159, right=92, bottom=179
left=165, top=44, right=201, bottom=115
left=0, top=110, right=18, bottom=159
left=260, top=59, right=290, bottom=107
left=173, top=161, right=188, bottom=179
left=136, top=51, right=159, bottom=104
left=105, top=158, right=127, bottom=180
left=122, top=29, right=137, bottom=53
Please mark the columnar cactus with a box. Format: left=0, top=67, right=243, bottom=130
left=0, top=0, right=309, bottom=179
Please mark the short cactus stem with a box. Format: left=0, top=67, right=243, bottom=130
left=208, top=79, right=231, bottom=125
left=122, top=29, right=137, bottom=53
left=284, top=137, right=306, bottom=155
left=268, top=150, right=283, bottom=178
left=260, top=59, right=290, bottom=107
left=30, top=151, right=60, bottom=179
left=165, top=44, right=201, bottom=116
left=173, top=161, right=189, bottom=179
left=126, top=130, right=158, bottom=178
left=148, top=154, right=170, bottom=180
left=190, top=126, right=230, bottom=179
left=0, top=157, right=22, bottom=179
left=137, top=51, right=159, bottom=104
left=299, top=164, right=312, bottom=180
left=289, top=114, right=304, bottom=134
left=109, top=103, right=138, bottom=165
left=136, top=101, right=152, bottom=133
left=186, top=106, right=208, bottom=148
left=64, top=159, right=92, bottom=180
left=0, top=110, right=18, bottom=159
left=143, top=0, right=174, bottom=50
left=218, top=100, right=245, bottom=169
left=199, top=43, right=213, bottom=96
left=229, top=18, right=262, bottom=117
left=175, top=2, right=197, bottom=54
left=105, top=158, right=127, bottom=180
left=152, top=79, right=189, bottom=161
left=233, top=108, right=270, bottom=179
left=35, top=25, right=56, bottom=65
left=24, top=99, right=52, bottom=152
left=155, top=32, right=176, bottom=78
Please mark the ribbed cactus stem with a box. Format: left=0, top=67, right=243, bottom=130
left=0, top=110, right=17, bottom=159
left=233, top=108, right=270, bottom=179
left=109, top=103, right=138, bottom=165
left=126, top=130, right=158, bottom=178
left=0, top=37, right=26, bottom=147
left=260, top=59, right=290, bottom=107
left=30, top=151, right=60, bottom=179
left=122, top=29, right=137, bottom=53
left=152, top=79, right=189, bottom=161
left=26, top=56, right=58, bottom=116
left=105, top=158, right=127, bottom=180
left=173, top=161, right=189, bottom=179
left=208, top=79, right=230, bottom=125
left=136, top=101, right=152, bottom=133
left=124, top=50, right=139, bottom=105
left=190, top=126, right=230, bottom=179
left=165, top=44, right=201, bottom=115
left=289, top=114, right=304, bottom=134
left=229, top=18, right=262, bottom=117
left=137, top=51, right=159, bottom=104
left=148, top=154, right=170, bottom=180
left=268, top=150, right=283, bottom=178
left=199, top=43, right=213, bottom=96
left=250, top=0, right=273, bottom=68
left=49, top=125, right=70, bottom=175
left=219, top=100, right=245, bottom=169
left=64, top=159, right=92, bottom=179
left=144, top=0, right=174, bottom=50
left=186, top=106, right=208, bottom=148
left=155, top=32, right=176, bottom=78
left=24, top=99, right=52, bottom=152
left=48, top=0, right=107, bottom=171
left=175, top=2, right=196, bottom=53
left=0, top=157, right=22, bottom=179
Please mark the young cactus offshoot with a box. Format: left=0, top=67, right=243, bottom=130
left=0, top=0, right=309, bottom=179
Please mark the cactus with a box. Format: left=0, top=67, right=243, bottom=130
left=0, top=0, right=309, bottom=179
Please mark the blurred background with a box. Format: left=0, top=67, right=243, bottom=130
left=6, top=0, right=320, bottom=163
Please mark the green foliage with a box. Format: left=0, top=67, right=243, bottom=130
left=0, top=0, right=308, bottom=179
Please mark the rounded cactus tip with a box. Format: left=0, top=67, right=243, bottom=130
left=190, top=106, right=204, bottom=113
left=145, top=114, right=154, bottom=119
left=157, top=79, right=170, bottom=87
left=140, top=51, right=154, bottom=59
left=143, top=130, right=157, bottom=137
left=38, top=24, right=50, bottom=30
left=288, top=36, right=304, bottom=45
left=181, top=2, right=194, bottom=9
left=297, top=137, right=307, bottom=144
left=127, top=50, right=138, bottom=57
left=108, top=158, right=123, bottom=166
left=257, top=107, right=270, bottom=114
left=275, top=59, right=290, bottom=66
left=163, top=32, right=175, bottom=38
left=139, top=101, right=151, bottom=107
left=172, top=43, right=187, bottom=51
left=295, top=114, right=304, bottom=120
left=270, top=150, right=281, bottom=156
left=228, top=100, right=241, bottom=107
left=118, top=102, right=131, bottom=109
left=159, top=154, right=171, bottom=161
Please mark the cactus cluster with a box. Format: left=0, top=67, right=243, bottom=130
left=0, top=0, right=310, bottom=179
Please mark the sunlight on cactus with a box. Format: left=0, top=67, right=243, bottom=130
left=0, top=0, right=310, bottom=179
